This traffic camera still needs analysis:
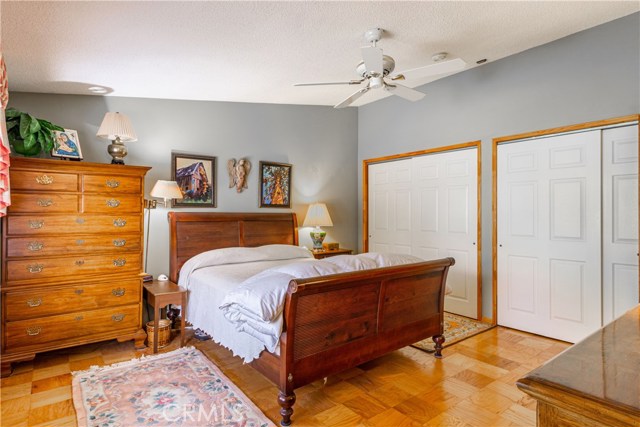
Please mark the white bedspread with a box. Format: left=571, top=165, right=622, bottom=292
left=179, top=245, right=426, bottom=363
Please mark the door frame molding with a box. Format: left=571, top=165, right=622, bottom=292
left=363, top=140, right=482, bottom=319
left=492, top=114, right=640, bottom=325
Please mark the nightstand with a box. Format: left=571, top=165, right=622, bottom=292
left=143, top=280, right=187, bottom=353
left=312, top=248, right=353, bottom=259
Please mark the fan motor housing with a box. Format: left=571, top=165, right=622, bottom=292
left=356, top=55, right=396, bottom=77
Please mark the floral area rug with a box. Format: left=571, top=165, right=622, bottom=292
left=412, top=312, right=493, bottom=353
left=72, top=346, right=274, bottom=427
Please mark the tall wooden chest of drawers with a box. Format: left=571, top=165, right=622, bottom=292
left=1, top=158, right=151, bottom=376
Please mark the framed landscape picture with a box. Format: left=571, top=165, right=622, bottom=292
left=171, top=152, right=216, bottom=207
left=51, top=129, right=83, bottom=160
left=259, top=161, right=291, bottom=208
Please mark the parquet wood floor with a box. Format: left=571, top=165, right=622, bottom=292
left=0, top=326, right=570, bottom=426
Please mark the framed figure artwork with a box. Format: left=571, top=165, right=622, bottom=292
left=259, top=161, right=291, bottom=208
left=51, top=129, right=83, bottom=160
left=171, top=152, right=216, bottom=207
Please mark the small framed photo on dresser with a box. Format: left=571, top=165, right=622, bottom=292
left=51, top=129, right=83, bottom=160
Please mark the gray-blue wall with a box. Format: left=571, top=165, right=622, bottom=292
left=7, top=94, right=359, bottom=277
left=358, top=13, right=640, bottom=320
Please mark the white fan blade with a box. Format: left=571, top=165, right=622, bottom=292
left=384, top=83, right=425, bottom=102
left=294, top=80, right=363, bottom=86
left=393, top=58, right=466, bottom=81
left=361, top=46, right=383, bottom=75
left=334, top=87, right=370, bottom=108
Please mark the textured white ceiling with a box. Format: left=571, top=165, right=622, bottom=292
left=2, top=1, right=638, bottom=107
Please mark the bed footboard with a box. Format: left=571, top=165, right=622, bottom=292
left=276, top=257, right=454, bottom=425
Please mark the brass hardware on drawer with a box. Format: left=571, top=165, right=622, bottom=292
left=106, top=199, right=121, bottom=208
left=36, top=175, right=54, bottom=185
left=36, top=198, right=53, bottom=207
left=27, top=264, right=44, bottom=273
left=113, top=219, right=126, bottom=227
left=75, top=260, right=85, bottom=266
left=113, top=239, right=126, bottom=247
left=112, top=314, right=125, bottom=322
left=113, top=258, right=126, bottom=267
left=75, top=316, right=84, bottom=321
left=27, top=298, right=42, bottom=307
left=76, top=239, right=85, bottom=245
left=76, top=218, right=85, bottom=224
left=106, top=179, right=120, bottom=188
left=26, top=326, right=42, bottom=336
left=27, top=241, right=44, bottom=251
left=29, top=219, right=44, bottom=229
left=75, top=289, right=84, bottom=295
left=112, top=288, right=126, bottom=297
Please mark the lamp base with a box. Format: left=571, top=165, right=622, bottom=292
left=108, top=137, right=128, bottom=165
left=111, top=158, right=125, bottom=165
left=310, top=228, right=326, bottom=250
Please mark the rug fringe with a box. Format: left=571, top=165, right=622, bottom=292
left=71, top=346, right=198, bottom=376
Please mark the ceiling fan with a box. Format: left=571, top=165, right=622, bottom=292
left=295, top=28, right=466, bottom=108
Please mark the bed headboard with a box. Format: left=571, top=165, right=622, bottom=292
left=168, top=212, right=299, bottom=282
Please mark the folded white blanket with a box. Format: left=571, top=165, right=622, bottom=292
left=219, top=252, right=425, bottom=351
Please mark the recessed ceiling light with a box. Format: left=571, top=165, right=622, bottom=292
left=88, top=86, right=107, bottom=94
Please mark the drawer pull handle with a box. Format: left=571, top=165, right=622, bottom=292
left=27, top=298, right=42, bottom=307
left=106, top=179, right=120, bottom=188
left=113, top=219, right=126, bottom=227
left=26, top=326, right=42, bottom=336
left=113, top=258, right=126, bottom=267
left=36, top=175, right=54, bottom=185
left=29, top=220, right=44, bottom=229
left=113, top=239, right=126, bottom=247
left=75, top=289, right=84, bottom=295
left=76, top=239, right=85, bottom=245
left=75, top=260, right=85, bottom=266
left=27, top=264, right=44, bottom=274
left=27, top=242, right=44, bottom=251
left=37, top=198, right=53, bottom=207
left=75, top=316, right=84, bottom=321
left=112, top=288, right=126, bottom=297
left=76, top=218, right=85, bottom=224
left=112, top=314, right=125, bottom=322
left=106, top=199, right=121, bottom=208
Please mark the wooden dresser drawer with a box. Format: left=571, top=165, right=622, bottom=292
left=83, top=175, right=142, bottom=194
left=4, top=279, right=141, bottom=321
left=8, top=194, right=78, bottom=213
left=6, top=234, right=141, bottom=257
left=6, top=215, right=141, bottom=235
left=83, top=195, right=141, bottom=213
left=6, top=253, right=141, bottom=283
left=9, top=170, right=79, bottom=192
left=5, top=304, right=139, bottom=349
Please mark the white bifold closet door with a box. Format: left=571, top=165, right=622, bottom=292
left=368, top=148, right=478, bottom=318
left=497, top=124, right=639, bottom=343
left=602, top=125, right=639, bottom=323
left=497, top=131, right=602, bottom=343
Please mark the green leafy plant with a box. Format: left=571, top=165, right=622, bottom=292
left=5, top=108, right=64, bottom=156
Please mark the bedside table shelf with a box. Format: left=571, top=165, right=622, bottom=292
left=311, top=248, right=353, bottom=259
left=143, top=280, right=187, bottom=353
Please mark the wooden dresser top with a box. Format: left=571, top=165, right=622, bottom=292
left=518, top=305, right=640, bottom=415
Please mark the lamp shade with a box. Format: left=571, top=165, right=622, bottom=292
left=303, top=203, right=333, bottom=227
left=96, top=112, right=138, bottom=142
left=150, top=180, right=183, bottom=200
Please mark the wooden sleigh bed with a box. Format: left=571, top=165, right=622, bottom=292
left=168, top=212, right=454, bottom=426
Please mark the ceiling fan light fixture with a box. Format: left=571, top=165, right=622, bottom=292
left=369, top=76, right=384, bottom=89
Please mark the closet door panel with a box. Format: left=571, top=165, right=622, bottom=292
left=603, top=125, right=639, bottom=323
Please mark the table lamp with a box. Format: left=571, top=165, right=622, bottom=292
left=96, top=112, right=137, bottom=164
left=303, top=202, right=333, bottom=250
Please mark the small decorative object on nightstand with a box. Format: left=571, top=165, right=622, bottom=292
left=143, top=280, right=187, bottom=354
left=312, top=248, right=353, bottom=259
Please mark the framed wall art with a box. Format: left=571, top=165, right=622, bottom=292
left=259, top=161, right=291, bottom=208
left=51, top=129, right=83, bottom=160
left=171, top=152, right=216, bottom=207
